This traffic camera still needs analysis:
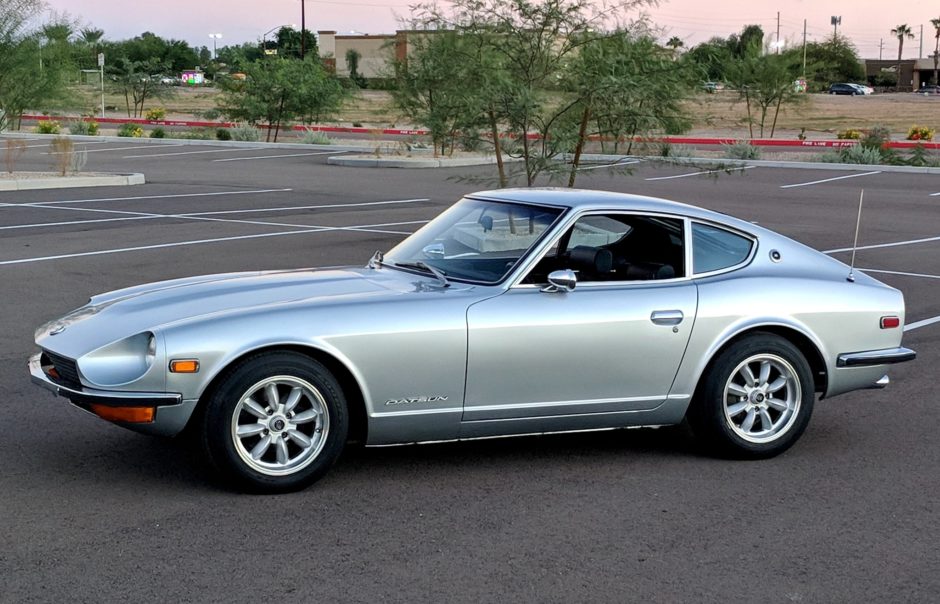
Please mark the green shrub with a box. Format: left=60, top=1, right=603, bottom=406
left=860, top=125, right=891, bottom=150
left=722, top=140, right=761, bottom=160
left=840, top=145, right=883, bottom=165
left=658, top=142, right=695, bottom=158
left=117, top=123, right=144, bottom=137
left=837, top=128, right=863, bottom=140
left=216, top=128, right=232, bottom=141
left=145, top=107, right=166, bottom=120
left=36, top=120, right=61, bottom=134
left=177, top=128, right=212, bottom=140
left=150, top=127, right=166, bottom=138
left=68, top=119, right=99, bottom=136
left=230, top=123, right=261, bottom=141
left=300, top=128, right=332, bottom=144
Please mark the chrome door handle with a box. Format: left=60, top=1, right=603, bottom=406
left=651, top=310, right=684, bottom=326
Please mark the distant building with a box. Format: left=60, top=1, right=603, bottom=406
left=319, top=30, right=413, bottom=79
left=863, top=58, right=940, bottom=90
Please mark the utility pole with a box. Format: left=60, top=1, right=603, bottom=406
left=802, top=19, right=807, bottom=77
left=831, top=15, right=841, bottom=38
left=776, top=11, right=781, bottom=53
left=300, top=0, right=306, bottom=59
left=879, top=39, right=884, bottom=60
left=920, top=24, right=924, bottom=58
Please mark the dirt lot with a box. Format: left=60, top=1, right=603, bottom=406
left=67, top=84, right=940, bottom=140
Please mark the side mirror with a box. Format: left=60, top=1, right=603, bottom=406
left=422, top=243, right=445, bottom=259
left=541, top=269, right=577, bottom=293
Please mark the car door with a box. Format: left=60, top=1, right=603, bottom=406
left=463, top=212, right=697, bottom=421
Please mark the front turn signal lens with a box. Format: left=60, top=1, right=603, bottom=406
left=169, top=359, right=200, bottom=373
left=90, top=404, right=155, bottom=423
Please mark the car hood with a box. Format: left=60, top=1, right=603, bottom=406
left=36, top=267, right=471, bottom=359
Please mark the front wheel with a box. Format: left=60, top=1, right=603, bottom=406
left=198, top=352, right=348, bottom=493
left=687, top=334, right=814, bottom=459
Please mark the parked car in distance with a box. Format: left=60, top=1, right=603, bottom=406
left=703, top=81, right=725, bottom=93
left=828, top=83, right=871, bottom=95
left=914, top=85, right=940, bottom=95
left=29, top=189, right=916, bottom=493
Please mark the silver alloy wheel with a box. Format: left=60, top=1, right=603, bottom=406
left=230, top=375, right=330, bottom=476
left=722, top=353, right=801, bottom=444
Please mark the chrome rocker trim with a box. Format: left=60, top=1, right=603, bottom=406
left=836, top=347, right=917, bottom=368
left=29, top=353, right=182, bottom=408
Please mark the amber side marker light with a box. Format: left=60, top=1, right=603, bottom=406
left=880, top=316, right=901, bottom=329
left=169, top=359, right=200, bottom=373
left=90, top=404, right=155, bottom=423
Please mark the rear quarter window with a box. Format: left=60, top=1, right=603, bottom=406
left=692, top=222, right=754, bottom=274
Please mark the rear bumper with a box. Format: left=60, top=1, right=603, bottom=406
left=29, top=353, right=181, bottom=408
left=836, top=347, right=916, bottom=368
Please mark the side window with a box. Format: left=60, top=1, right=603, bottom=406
left=692, top=222, right=753, bottom=274
left=524, top=214, right=685, bottom=283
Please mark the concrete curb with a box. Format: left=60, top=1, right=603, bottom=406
left=327, top=155, right=507, bottom=168
left=0, top=133, right=378, bottom=153
left=567, top=153, right=940, bottom=175
left=0, top=172, right=145, bottom=191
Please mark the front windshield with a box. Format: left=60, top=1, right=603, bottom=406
left=384, top=197, right=565, bottom=284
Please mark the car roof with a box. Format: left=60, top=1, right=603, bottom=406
left=467, top=187, right=758, bottom=232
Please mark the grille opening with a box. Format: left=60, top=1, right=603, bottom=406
left=41, top=350, right=82, bottom=389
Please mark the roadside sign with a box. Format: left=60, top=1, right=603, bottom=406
left=97, top=53, right=104, bottom=67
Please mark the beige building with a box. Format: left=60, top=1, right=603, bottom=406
left=318, top=30, right=408, bottom=78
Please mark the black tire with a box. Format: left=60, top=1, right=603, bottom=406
left=686, top=333, right=814, bottom=459
left=197, top=351, right=348, bottom=493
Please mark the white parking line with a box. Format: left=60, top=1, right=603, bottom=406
left=10, top=188, right=292, bottom=207
left=212, top=151, right=344, bottom=162
left=45, top=144, right=185, bottom=155
left=780, top=171, right=880, bottom=189
left=645, top=166, right=755, bottom=181
left=12, top=140, right=113, bottom=149
left=0, top=198, right=431, bottom=231
left=122, top=148, right=263, bottom=159
left=929, top=191, right=940, bottom=197
left=905, top=315, right=940, bottom=332
left=0, top=219, right=428, bottom=266
left=824, top=234, right=940, bottom=254
left=574, top=160, right=641, bottom=172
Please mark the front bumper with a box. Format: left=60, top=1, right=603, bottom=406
left=836, top=347, right=917, bottom=368
left=29, top=353, right=181, bottom=408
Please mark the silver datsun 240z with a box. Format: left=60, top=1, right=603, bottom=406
left=29, top=189, right=915, bottom=492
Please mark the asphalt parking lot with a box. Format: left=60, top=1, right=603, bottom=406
left=2, top=139, right=938, bottom=602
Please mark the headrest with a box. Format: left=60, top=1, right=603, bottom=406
left=568, top=245, right=613, bottom=274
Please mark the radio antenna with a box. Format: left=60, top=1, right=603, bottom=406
left=847, top=189, right=864, bottom=282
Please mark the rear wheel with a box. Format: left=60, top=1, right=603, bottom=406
left=687, top=334, right=814, bottom=459
left=198, top=352, right=348, bottom=493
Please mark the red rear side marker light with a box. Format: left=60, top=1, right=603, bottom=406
left=880, top=316, right=901, bottom=329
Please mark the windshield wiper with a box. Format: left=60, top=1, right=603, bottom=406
left=390, top=261, right=450, bottom=288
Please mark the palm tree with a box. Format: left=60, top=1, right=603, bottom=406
left=931, top=18, right=940, bottom=85
left=891, top=24, right=914, bottom=90
left=891, top=23, right=915, bottom=61
left=79, top=27, right=104, bottom=47
left=666, top=36, right=684, bottom=50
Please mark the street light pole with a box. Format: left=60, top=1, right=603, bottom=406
left=300, top=0, right=306, bottom=59
left=209, top=33, right=223, bottom=60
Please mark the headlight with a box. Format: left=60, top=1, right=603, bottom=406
left=78, top=331, right=158, bottom=387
